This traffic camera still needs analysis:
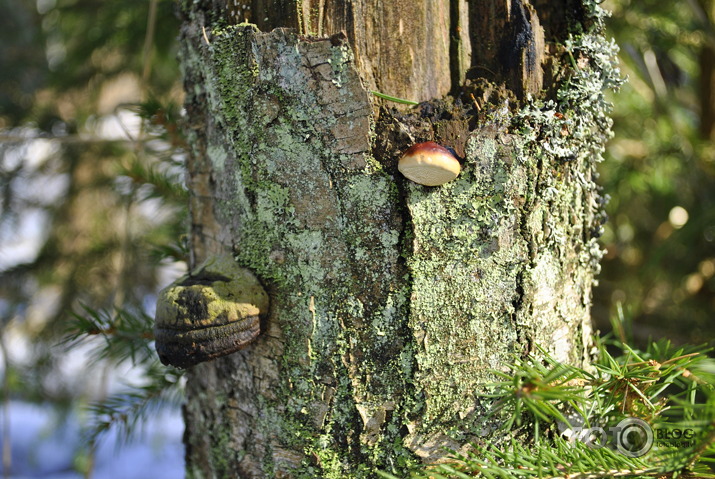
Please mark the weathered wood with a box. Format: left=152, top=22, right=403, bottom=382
left=223, top=0, right=553, bottom=101
left=225, top=0, right=457, bottom=103
left=467, top=0, right=545, bottom=98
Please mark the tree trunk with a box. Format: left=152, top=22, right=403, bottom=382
left=173, top=0, right=617, bottom=476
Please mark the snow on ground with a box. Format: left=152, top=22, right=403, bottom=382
left=2, top=401, right=184, bottom=479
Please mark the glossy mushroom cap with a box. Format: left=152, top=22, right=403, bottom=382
left=398, top=142, right=461, bottom=186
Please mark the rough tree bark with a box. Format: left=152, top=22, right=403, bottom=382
left=172, top=0, right=619, bottom=477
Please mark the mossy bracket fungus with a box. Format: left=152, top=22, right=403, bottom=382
left=154, top=254, right=270, bottom=368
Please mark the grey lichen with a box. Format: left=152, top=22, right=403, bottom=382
left=505, top=0, right=624, bottom=366
left=401, top=127, right=529, bottom=451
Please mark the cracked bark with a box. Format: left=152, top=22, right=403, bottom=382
left=176, top=1, right=605, bottom=477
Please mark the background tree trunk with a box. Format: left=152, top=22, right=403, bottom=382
left=175, top=0, right=615, bottom=476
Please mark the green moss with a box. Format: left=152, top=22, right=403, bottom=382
left=209, top=422, right=235, bottom=476
left=183, top=25, right=417, bottom=476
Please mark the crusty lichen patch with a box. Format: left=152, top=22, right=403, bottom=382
left=399, top=126, right=532, bottom=455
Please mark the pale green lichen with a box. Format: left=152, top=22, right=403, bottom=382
left=328, top=42, right=352, bottom=88
left=513, top=1, right=623, bottom=275
left=397, top=0, right=623, bottom=448
left=403, top=131, right=527, bottom=432
left=206, top=144, right=228, bottom=172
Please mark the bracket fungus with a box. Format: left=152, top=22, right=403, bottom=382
left=154, top=254, right=269, bottom=368
left=398, top=141, right=461, bottom=186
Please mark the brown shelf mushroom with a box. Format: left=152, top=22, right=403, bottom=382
left=398, top=142, right=461, bottom=186
left=154, top=254, right=269, bottom=368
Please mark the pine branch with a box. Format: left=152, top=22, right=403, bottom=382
left=387, top=339, right=715, bottom=479
left=118, top=155, right=187, bottom=203
left=60, top=304, right=156, bottom=365
left=83, top=363, right=183, bottom=445
left=684, top=420, right=715, bottom=471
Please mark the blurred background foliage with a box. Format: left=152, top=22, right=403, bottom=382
left=595, top=0, right=715, bottom=346
left=0, top=0, right=714, bottom=475
left=0, top=0, right=186, bottom=475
